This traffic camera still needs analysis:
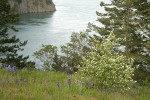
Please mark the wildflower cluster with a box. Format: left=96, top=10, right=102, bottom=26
left=78, top=33, right=135, bottom=90
left=6, top=65, right=16, bottom=72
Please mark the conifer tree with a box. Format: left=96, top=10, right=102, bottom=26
left=88, top=0, right=150, bottom=82
left=132, top=0, right=150, bottom=65
left=132, top=0, right=150, bottom=82
left=0, top=0, right=35, bottom=69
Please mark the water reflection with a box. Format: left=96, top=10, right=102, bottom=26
left=20, top=12, right=55, bottom=20
left=17, top=12, right=55, bottom=25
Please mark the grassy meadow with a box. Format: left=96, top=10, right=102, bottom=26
left=0, top=68, right=149, bottom=100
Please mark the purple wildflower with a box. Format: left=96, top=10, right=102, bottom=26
left=6, top=65, right=16, bottom=72
left=23, top=79, right=27, bottom=85
left=130, top=91, right=135, bottom=97
left=88, top=82, right=94, bottom=89
left=56, top=82, right=61, bottom=87
left=11, top=66, right=15, bottom=72
left=6, top=65, right=11, bottom=71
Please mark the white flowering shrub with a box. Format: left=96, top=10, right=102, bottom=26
left=78, top=33, right=135, bottom=90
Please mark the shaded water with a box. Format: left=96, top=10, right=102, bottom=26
left=12, top=0, right=110, bottom=60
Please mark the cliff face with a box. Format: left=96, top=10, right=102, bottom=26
left=8, top=0, right=56, bottom=14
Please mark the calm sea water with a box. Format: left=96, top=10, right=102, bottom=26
left=12, top=0, right=110, bottom=60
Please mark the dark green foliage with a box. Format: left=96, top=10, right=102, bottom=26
left=132, top=0, right=150, bottom=65
left=46, top=0, right=53, bottom=5
left=34, top=44, right=62, bottom=71
left=34, top=31, right=92, bottom=73
left=61, top=31, right=92, bottom=72
left=33, top=0, right=149, bottom=84
left=130, top=0, right=150, bottom=83
left=88, top=0, right=150, bottom=83
left=134, top=67, right=150, bottom=85
left=125, top=0, right=150, bottom=83
left=0, top=0, right=35, bottom=69
left=16, top=0, right=22, bottom=4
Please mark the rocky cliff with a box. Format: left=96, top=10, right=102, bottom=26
left=8, top=0, right=56, bottom=14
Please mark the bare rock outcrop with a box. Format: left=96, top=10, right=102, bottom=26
left=8, top=0, right=56, bottom=14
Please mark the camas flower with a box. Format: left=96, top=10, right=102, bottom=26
left=56, top=82, right=61, bottom=87
left=6, top=65, right=16, bottom=72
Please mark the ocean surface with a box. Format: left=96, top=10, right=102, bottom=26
left=12, top=0, right=110, bottom=60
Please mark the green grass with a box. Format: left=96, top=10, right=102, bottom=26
left=0, top=68, right=149, bottom=100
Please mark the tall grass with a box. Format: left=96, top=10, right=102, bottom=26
left=0, top=68, right=149, bottom=100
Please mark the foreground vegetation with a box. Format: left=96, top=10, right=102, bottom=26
left=0, top=69, right=149, bottom=100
